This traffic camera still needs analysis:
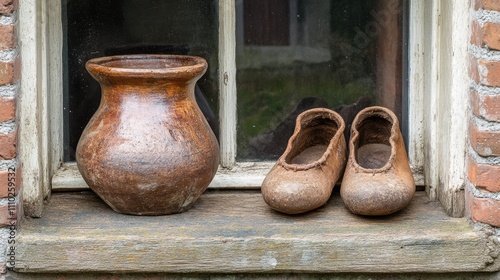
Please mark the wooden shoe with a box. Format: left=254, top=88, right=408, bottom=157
left=261, top=108, right=347, bottom=214
left=340, top=106, right=415, bottom=216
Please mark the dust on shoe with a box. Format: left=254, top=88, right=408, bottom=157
left=340, top=106, right=415, bottom=216
left=261, top=108, right=347, bottom=214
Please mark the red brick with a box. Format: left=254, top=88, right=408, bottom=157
left=469, top=122, right=500, bottom=156
left=0, top=59, right=18, bottom=85
left=469, top=55, right=481, bottom=82
left=0, top=130, right=16, bottom=159
left=0, top=168, right=18, bottom=198
left=471, top=90, right=500, bottom=122
left=471, top=21, right=500, bottom=51
left=474, top=0, right=481, bottom=10
left=468, top=159, right=500, bottom=192
left=0, top=0, right=16, bottom=15
left=466, top=187, right=500, bottom=227
left=472, top=58, right=500, bottom=87
left=475, top=0, right=500, bottom=11
left=471, top=20, right=483, bottom=46
left=471, top=90, right=482, bottom=119
left=482, top=22, right=500, bottom=50
left=0, top=24, right=15, bottom=50
left=0, top=96, right=15, bottom=122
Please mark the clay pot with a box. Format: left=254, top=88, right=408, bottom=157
left=261, top=108, right=347, bottom=214
left=76, top=55, right=219, bottom=215
left=340, top=106, right=415, bottom=216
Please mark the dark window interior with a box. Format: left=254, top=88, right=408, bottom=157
left=62, top=0, right=218, bottom=161
left=236, top=0, right=408, bottom=160
left=62, top=0, right=408, bottom=162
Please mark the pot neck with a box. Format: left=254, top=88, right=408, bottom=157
left=99, top=82, right=196, bottom=104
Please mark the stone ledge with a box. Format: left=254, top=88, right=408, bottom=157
left=13, top=191, right=500, bottom=273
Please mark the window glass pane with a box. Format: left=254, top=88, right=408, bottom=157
left=63, top=0, right=219, bottom=161
left=236, top=0, right=406, bottom=160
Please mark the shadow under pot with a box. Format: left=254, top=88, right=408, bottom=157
left=76, top=54, right=220, bottom=215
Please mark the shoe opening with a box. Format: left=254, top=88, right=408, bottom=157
left=285, top=116, right=339, bottom=165
left=355, top=115, right=393, bottom=169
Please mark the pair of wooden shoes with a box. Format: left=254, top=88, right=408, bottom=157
left=261, top=107, right=416, bottom=216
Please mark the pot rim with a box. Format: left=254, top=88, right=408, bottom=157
left=86, top=54, right=207, bottom=78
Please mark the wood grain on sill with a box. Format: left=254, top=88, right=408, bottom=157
left=14, top=191, right=498, bottom=273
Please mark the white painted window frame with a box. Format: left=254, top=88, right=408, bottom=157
left=18, top=0, right=470, bottom=217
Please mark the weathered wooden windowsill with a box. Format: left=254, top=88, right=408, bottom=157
left=14, top=191, right=499, bottom=273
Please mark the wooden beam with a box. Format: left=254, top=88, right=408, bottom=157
left=218, top=0, right=237, bottom=167
left=408, top=0, right=425, bottom=185
left=46, top=0, right=64, bottom=181
left=435, top=0, right=469, bottom=218
left=14, top=191, right=499, bottom=273
left=18, top=0, right=46, bottom=217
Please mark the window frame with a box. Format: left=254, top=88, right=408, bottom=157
left=18, top=0, right=469, bottom=218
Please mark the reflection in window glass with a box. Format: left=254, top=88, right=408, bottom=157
left=236, top=0, right=405, bottom=160
left=63, top=0, right=219, bottom=161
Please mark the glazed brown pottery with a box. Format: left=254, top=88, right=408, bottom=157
left=340, top=106, right=415, bottom=216
left=261, top=108, right=347, bottom=214
left=76, top=55, right=219, bottom=215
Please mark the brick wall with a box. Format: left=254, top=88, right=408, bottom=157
left=468, top=0, right=500, bottom=228
left=0, top=0, right=18, bottom=274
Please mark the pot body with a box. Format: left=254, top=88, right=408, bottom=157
left=76, top=55, right=219, bottom=215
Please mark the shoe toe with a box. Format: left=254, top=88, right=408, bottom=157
left=262, top=171, right=331, bottom=214
left=341, top=178, right=414, bottom=216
